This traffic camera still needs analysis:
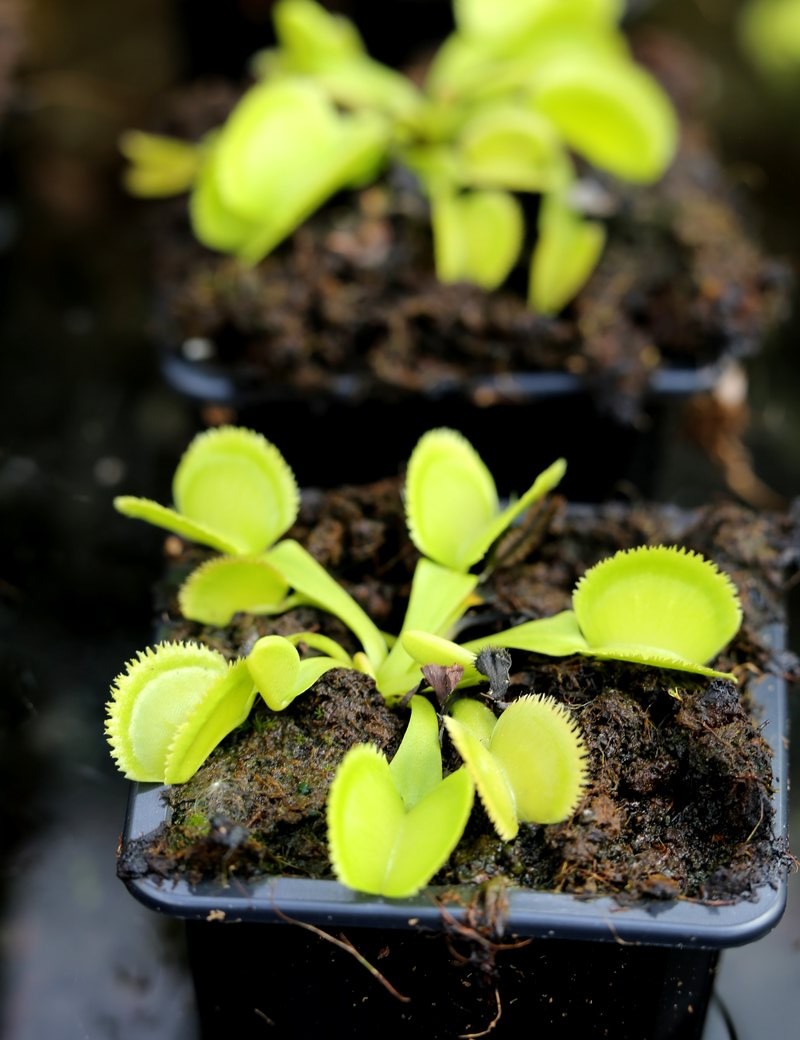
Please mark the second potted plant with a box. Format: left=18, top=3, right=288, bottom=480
left=120, top=0, right=790, bottom=497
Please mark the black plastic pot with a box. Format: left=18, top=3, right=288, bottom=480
left=120, top=623, right=788, bottom=1040
left=160, top=341, right=742, bottom=501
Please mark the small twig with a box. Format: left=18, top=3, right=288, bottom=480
left=745, top=800, right=765, bottom=844
left=459, top=987, right=503, bottom=1038
left=272, top=905, right=411, bottom=1003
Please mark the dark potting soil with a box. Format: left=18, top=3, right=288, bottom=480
left=121, top=482, right=800, bottom=907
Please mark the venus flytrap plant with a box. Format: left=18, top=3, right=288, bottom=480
left=106, top=424, right=567, bottom=785
left=444, top=691, right=588, bottom=840
left=326, top=694, right=475, bottom=898
left=114, top=425, right=300, bottom=557
left=115, top=423, right=566, bottom=706
left=327, top=650, right=588, bottom=895
left=105, top=643, right=257, bottom=784
left=122, top=0, right=678, bottom=314
left=405, top=427, right=567, bottom=573
left=402, top=545, right=744, bottom=684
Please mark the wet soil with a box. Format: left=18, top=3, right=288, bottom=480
left=138, top=36, right=790, bottom=427
left=120, top=482, right=800, bottom=907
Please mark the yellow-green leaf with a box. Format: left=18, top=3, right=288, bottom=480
left=573, top=545, right=742, bottom=670
left=529, top=192, right=606, bottom=315
left=165, top=660, right=258, bottom=783
left=178, top=556, right=292, bottom=626
left=457, top=106, right=568, bottom=192
left=327, top=744, right=474, bottom=898
left=431, top=187, right=524, bottom=291
left=105, top=642, right=253, bottom=783
left=531, top=56, right=678, bottom=183
left=247, top=634, right=345, bottom=711
left=490, top=694, right=588, bottom=824
left=173, top=426, right=299, bottom=555
left=444, top=702, right=518, bottom=839
left=119, top=130, right=203, bottom=197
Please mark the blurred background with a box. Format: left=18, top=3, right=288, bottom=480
left=0, top=2, right=798, bottom=1037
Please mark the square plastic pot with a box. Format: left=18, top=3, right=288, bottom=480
left=160, top=343, right=740, bottom=501
left=120, top=624, right=788, bottom=1040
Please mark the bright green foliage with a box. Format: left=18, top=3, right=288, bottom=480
left=403, top=545, right=743, bottom=681
left=430, top=187, right=525, bottom=291
left=444, top=693, right=588, bottom=839
left=105, top=643, right=257, bottom=783
left=119, top=130, right=203, bottom=196
left=738, top=0, right=800, bottom=84
left=189, top=79, right=389, bottom=263
left=405, top=428, right=566, bottom=571
left=327, top=696, right=475, bottom=897
left=111, top=423, right=565, bottom=707
left=115, top=426, right=299, bottom=555
left=246, top=634, right=351, bottom=711
left=105, top=421, right=756, bottom=898
left=264, top=538, right=390, bottom=672
left=571, top=545, right=743, bottom=671
left=372, top=558, right=479, bottom=701
left=120, top=0, right=677, bottom=312
left=529, top=191, right=606, bottom=315
left=178, top=556, right=296, bottom=626
left=529, top=56, right=678, bottom=184
left=453, top=0, right=623, bottom=42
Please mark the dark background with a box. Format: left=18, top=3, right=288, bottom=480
left=0, top=2, right=798, bottom=1036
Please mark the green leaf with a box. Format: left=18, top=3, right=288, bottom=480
left=389, top=695, right=443, bottom=809
left=256, top=2, right=421, bottom=117
left=327, top=744, right=474, bottom=897
left=265, top=539, right=389, bottom=670
left=531, top=56, right=678, bottom=183
left=738, top=0, right=800, bottom=83
left=473, top=456, right=568, bottom=566
left=105, top=642, right=255, bottom=782
left=273, top=0, right=364, bottom=69
left=431, top=187, right=524, bottom=291
left=400, top=630, right=483, bottom=688
left=190, top=79, right=389, bottom=262
left=116, top=426, right=300, bottom=556
left=119, top=130, right=203, bottom=197
left=457, top=106, right=569, bottom=192
left=405, top=428, right=497, bottom=571
left=178, top=556, right=293, bottom=626
left=285, top=631, right=354, bottom=665
left=572, top=545, right=742, bottom=674
left=444, top=703, right=518, bottom=839
left=306, top=60, right=423, bottom=119
left=113, top=496, right=246, bottom=556
left=489, top=694, right=588, bottom=824
left=454, top=0, right=623, bottom=40
left=529, top=191, right=606, bottom=315
left=586, top=644, right=737, bottom=680
left=246, top=634, right=347, bottom=711
left=450, top=696, right=497, bottom=745
left=445, top=693, right=588, bottom=840
left=405, top=428, right=566, bottom=571
left=189, top=142, right=263, bottom=255
left=173, top=426, right=299, bottom=554
left=463, top=611, right=588, bottom=658
left=375, top=559, right=479, bottom=700
left=165, top=660, right=258, bottom=783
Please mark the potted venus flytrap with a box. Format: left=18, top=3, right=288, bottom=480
left=120, top=0, right=788, bottom=495
left=108, top=425, right=793, bottom=1039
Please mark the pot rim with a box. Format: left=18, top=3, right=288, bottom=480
left=159, top=340, right=738, bottom=409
